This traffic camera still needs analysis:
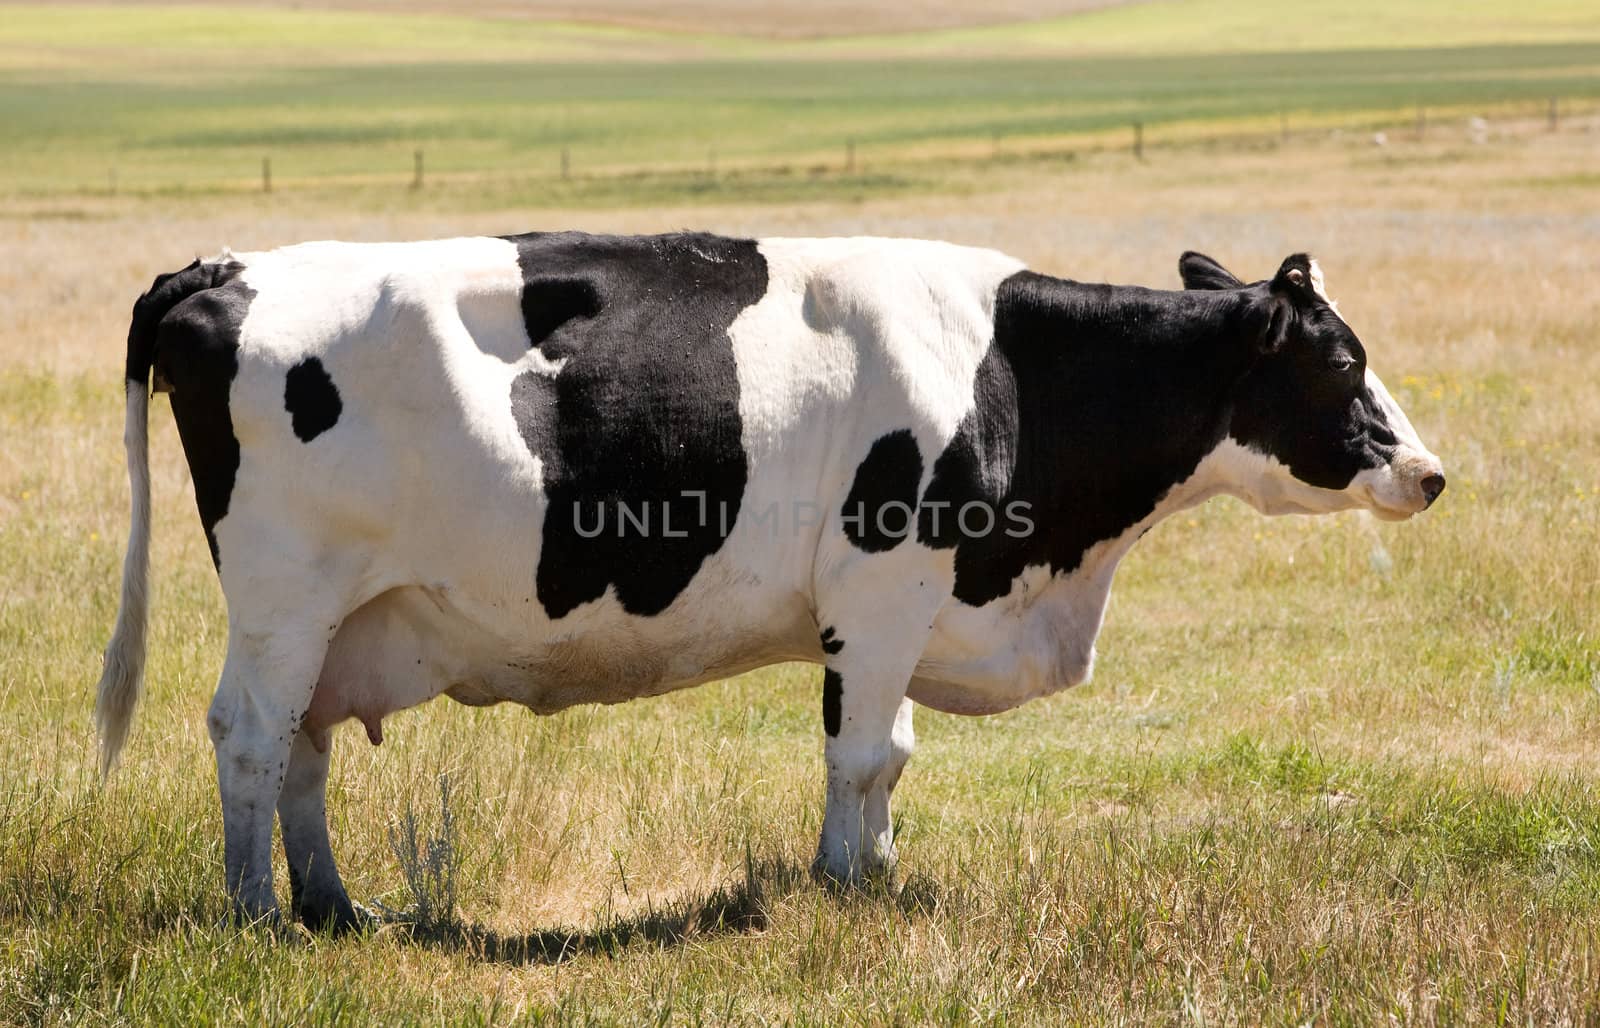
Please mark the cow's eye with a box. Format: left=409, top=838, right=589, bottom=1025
left=1327, top=354, right=1356, bottom=373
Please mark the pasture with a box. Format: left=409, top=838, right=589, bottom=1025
left=5, top=4, right=1600, bottom=201
left=3, top=2, right=1600, bottom=1023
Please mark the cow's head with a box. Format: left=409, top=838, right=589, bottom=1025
left=1180, top=251, right=1444, bottom=521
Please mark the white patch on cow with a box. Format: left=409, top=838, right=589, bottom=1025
left=1307, top=258, right=1341, bottom=315
left=1364, top=367, right=1427, bottom=455
left=1200, top=439, right=1367, bottom=517
left=1352, top=367, right=1443, bottom=520
left=735, top=237, right=1022, bottom=448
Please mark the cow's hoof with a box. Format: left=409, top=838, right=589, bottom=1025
left=865, top=848, right=900, bottom=884
left=811, top=850, right=899, bottom=893
left=810, top=857, right=895, bottom=893
left=296, top=891, right=373, bottom=935
left=809, top=854, right=854, bottom=891
left=227, top=904, right=284, bottom=934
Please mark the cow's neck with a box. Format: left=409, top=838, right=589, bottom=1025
left=935, top=272, right=1248, bottom=591
left=1010, top=273, right=1251, bottom=572
left=915, top=275, right=1248, bottom=712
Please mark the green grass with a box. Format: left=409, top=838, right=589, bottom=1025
left=826, top=0, right=1600, bottom=57
left=7, top=0, right=1599, bottom=64
left=0, top=5, right=744, bottom=67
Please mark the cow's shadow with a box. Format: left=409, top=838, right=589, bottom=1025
left=376, top=855, right=941, bottom=966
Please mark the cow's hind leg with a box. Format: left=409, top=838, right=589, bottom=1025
left=208, top=619, right=335, bottom=926
left=278, top=730, right=362, bottom=932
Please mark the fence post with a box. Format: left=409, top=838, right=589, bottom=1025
left=262, top=156, right=271, bottom=193
left=1549, top=96, right=1559, bottom=131
left=561, top=147, right=570, bottom=181
left=1133, top=121, right=1143, bottom=161
left=845, top=138, right=856, bottom=173
left=412, top=149, right=424, bottom=190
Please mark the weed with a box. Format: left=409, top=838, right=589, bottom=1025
left=382, top=775, right=461, bottom=936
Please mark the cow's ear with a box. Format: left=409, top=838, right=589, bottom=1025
left=1179, top=251, right=1245, bottom=291
left=1259, top=298, right=1294, bottom=353
left=1270, top=253, right=1317, bottom=302
left=1241, top=291, right=1295, bottom=355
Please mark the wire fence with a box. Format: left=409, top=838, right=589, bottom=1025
left=87, top=95, right=1600, bottom=201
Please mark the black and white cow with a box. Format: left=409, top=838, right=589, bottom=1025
left=96, top=233, right=1443, bottom=929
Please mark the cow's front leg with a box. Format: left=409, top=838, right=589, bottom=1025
left=861, top=697, right=915, bottom=876
left=208, top=624, right=331, bottom=927
left=813, top=606, right=933, bottom=885
left=278, top=729, right=362, bottom=932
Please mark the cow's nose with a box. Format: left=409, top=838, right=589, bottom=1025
left=1420, top=473, right=1446, bottom=507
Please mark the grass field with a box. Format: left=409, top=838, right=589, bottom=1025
left=4, top=2, right=1600, bottom=1023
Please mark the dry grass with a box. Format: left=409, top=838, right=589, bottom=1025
left=2, top=127, right=1599, bottom=1022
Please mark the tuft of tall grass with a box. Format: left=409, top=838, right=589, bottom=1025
left=383, top=774, right=462, bottom=936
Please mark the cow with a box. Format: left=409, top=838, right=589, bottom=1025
left=94, top=233, right=1444, bottom=931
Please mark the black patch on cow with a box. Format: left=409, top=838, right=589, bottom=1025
left=919, top=271, right=1255, bottom=606
left=503, top=231, right=767, bottom=619
left=284, top=357, right=342, bottom=442
left=822, top=668, right=843, bottom=737
left=820, top=626, right=844, bottom=655
left=841, top=429, right=922, bottom=553
left=517, top=276, right=603, bottom=347
left=143, top=263, right=254, bottom=569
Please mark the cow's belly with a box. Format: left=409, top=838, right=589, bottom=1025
left=301, top=568, right=814, bottom=747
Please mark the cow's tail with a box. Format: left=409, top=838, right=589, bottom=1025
left=96, top=375, right=152, bottom=776
left=96, top=258, right=231, bottom=776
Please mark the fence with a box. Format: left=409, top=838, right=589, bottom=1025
left=91, top=96, right=1598, bottom=201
